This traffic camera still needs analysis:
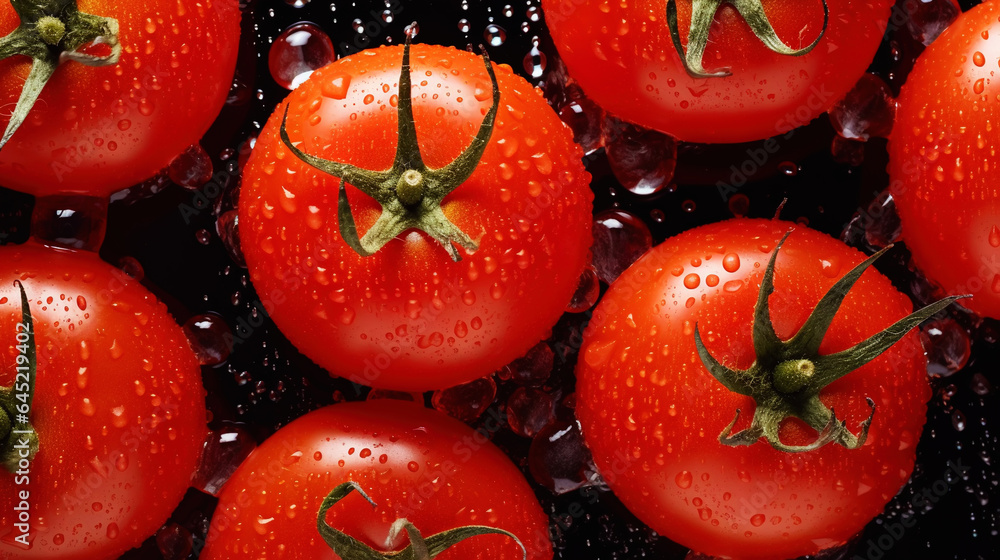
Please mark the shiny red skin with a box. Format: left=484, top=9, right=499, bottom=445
left=200, top=400, right=553, bottom=560
left=576, top=219, right=931, bottom=560
left=890, top=0, right=1000, bottom=319
left=542, top=0, right=893, bottom=143
left=239, top=44, right=593, bottom=391
left=0, top=241, right=207, bottom=559
left=0, top=0, right=240, bottom=197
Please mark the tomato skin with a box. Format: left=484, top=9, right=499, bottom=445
left=576, top=219, right=930, bottom=560
left=542, top=0, right=893, bottom=143
left=200, top=400, right=553, bottom=560
left=890, top=0, right=1000, bottom=319
left=239, top=44, right=593, bottom=391
left=0, top=241, right=206, bottom=559
left=0, top=0, right=241, bottom=197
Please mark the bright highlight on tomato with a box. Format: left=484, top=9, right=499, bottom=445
left=240, top=42, right=593, bottom=391
left=576, top=219, right=948, bottom=559
left=542, top=0, right=893, bottom=143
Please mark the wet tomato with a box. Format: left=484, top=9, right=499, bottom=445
left=200, top=400, right=552, bottom=559
left=576, top=219, right=943, bottom=559
left=0, top=241, right=206, bottom=559
left=239, top=42, right=593, bottom=391
left=890, top=0, right=1000, bottom=319
left=0, top=0, right=241, bottom=197
left=542, top=0, right=893, bottom=143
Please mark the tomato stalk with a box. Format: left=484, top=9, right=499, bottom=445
left=694, top=231, right=967, bottom=453
left=0, top=0, right=121, bottom=150
left=666, top=0, right=829, bottom=78
left=279, top=30, right=500, bottom=262
left=0, top=281, right=39, bottom=472
left=316, top=482, right=527, bottom=560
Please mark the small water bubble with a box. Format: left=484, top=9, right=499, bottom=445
left=603, top=116, right=677, bottom=196
left=828, top=74, right=896, bottom=140
left=484, top=24, right=507, bottom=46
left=182, top=313, right=232, bottom=366
left=919, top=318, right=971, bottom=377
left=156, top=523, right=193, bottom=560
left=432, top=377, right=497, bottom=423
left=269, top=23, right=335, bottom=90
left=457, top=19, right=470, bottom=33
left=168, top=144, right=214, bottom=189
left=591, top=210, right=652, bottom=284
left=506, top=387, right=555, bottom=437
left=523, top=43, right=547, bottom=78
left=192, top=423, right=257, bottom=496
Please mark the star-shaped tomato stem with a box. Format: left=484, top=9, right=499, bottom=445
left=0, top=281, right=39, bottom=472
left=0, top=0, right=121, bottom=150
left=694, top=231, right=967, bottom=453
left=280, top=33, right=500, bottom=262
left=666, top=0, right=829, bottom=78
left=316, top=482, right=527, bottom=560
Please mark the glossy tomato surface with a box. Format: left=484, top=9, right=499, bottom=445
left=576, top=219, right=931, bottom=560
left=542, top=0, right=893, bottom=143
left=0, top=241, right=206, bottom=559
left=0, top=0, right=241, bottom=197
left=239, top=43, right=593, bottom=391
left=890, top=0, right=1000, bottom=319
left=200, top=400, right=552, bottom=559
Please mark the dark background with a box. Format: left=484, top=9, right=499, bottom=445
left=0, top=0, right=996, bottom=558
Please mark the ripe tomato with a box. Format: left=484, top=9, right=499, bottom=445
left=200, top=400, right=552, bottom=559
left=0, top=241, right=207, bottom=559
left=576, top=219, right=937, bottom=559
left=239, top=43, right=592, bottom=391
left=890, top=0, right=1000, bottom=319
left=0, top=0, right=240, bottom=197
left=542, top=0, right=893, bottom=143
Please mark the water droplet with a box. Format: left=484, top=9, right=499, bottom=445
left=269, top=23, right=334, bottom=90
left=484, top=24, right=507, bottom=46
left=675, top=470, right=693, bottom=489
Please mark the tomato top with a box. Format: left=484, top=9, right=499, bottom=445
left=0, top=241, right=206, bottom=559
left=0, top=0, right=240, bottom=197
left=576, top=219, right=932, bottom=559
left=240, top=43, right=593, bottom=391
left=201, top=400, right=553, bottom=559
left=542, top=0, right=893, bottom=143
left=890, top=0, right=1000, bottom=319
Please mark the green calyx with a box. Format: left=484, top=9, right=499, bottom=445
left=1, top=281, right=39, bottom=472
left=317, top=482, right=527, bottom=560
left=0, top=0, right=121, bottom=150
left=280, top=32, right=500, bottom=262
left=694, top=231, right=967, bottom=453
left=666, top=0, right=829, bottom=78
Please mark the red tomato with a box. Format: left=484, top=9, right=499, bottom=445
left=576, top=219, right=933, bottom=559
left=239, top=43, right=593, bottom=391
left=0, top=241, right=207, bottom=559
left=890, top=0, right=1000, bottom=319
left=200, top=400, right=553, bottom=559
left=542, top=0, right=893, bottom=143
left=0, top=0, right=240, bottom=197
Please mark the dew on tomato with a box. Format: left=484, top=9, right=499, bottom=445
left=577, top=219, right=935, bottom=560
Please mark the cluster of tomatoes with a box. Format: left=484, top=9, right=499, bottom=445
left=0, top=0, right=996, bottom=559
